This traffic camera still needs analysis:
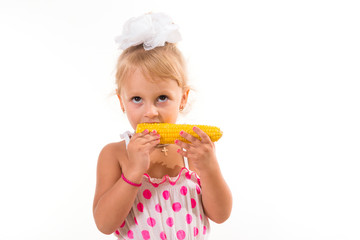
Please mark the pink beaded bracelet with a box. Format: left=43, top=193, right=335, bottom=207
left=121, top=173, right=142, bottom=187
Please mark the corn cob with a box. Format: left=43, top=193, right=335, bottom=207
left=136, top=123, right=223, bottom=144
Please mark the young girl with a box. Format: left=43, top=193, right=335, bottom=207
left=93, top=13, right=232, bottom=240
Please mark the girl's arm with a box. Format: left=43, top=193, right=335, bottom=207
left=92, top=143, right=142, bottom=234
left=93, top=131, right=160, bottom=234
left=175, top=127, right=232, bottom=223
left=195, top=159, right=232, bottom=223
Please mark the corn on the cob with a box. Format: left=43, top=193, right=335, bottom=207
left=136, top=123, right=223, bottom=144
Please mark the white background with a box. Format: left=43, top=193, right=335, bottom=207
left=1, top=0, right=359, bottom=239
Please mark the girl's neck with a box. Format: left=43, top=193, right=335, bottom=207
left=147, top=145, right=185, bottom=178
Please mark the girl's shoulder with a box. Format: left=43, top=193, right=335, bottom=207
left=93, top=141, right=127, bottom=212
left=100, top=140, right=126, bottom=156
left=97, top=140, right=127, bottom=171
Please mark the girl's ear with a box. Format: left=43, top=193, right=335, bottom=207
left=180, top=88, right=190, bottom=111
left=117, top=93, right=126, bottom=113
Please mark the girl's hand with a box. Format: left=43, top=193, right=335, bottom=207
left=124, top=129, right=160, bottom=178
left=175, top=126, right=217, bottom=173
left=175, top=127, right=232, bottom=223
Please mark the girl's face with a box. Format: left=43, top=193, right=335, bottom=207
left=119, top=68, right=189, bottom=130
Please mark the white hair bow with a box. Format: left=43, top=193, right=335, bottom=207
left=115, top=12, right=182, bottom=51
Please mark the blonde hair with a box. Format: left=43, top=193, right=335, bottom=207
left=115, top=43, right=189, bottom=95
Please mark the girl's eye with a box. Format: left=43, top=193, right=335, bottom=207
left=157, top=95, right=168, bottom=102
left=131, top=96, right=142, bottom=103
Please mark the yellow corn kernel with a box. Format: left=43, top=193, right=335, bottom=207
left=136, top=123, right=223, bottom=144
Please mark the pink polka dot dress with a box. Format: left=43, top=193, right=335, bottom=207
left=115, top=132, right=210, bottom=240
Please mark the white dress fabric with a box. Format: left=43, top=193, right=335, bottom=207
left=114, top=132, right=210, bottom=240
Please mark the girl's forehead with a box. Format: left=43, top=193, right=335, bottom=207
left=123, top=68, right=180, bottom=90
left=121, top=74, right=181, bottom=98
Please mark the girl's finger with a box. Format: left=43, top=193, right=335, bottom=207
left=179, top=130, right=199, bottom=144
left=140, top=135, right=161, bottom=150
left=192, top=126, right=212, bottom=143
left=133, top=129, right=160, bottom=144
left=149, top=129, right=160, bottom=137
left=139, top=129, right=160, bottom=140
left=132, top=129, right=149, bottom=139
left=146, top=133, right=161, bottom=143
left=145, top=137, right=161, bottom=147
left=174, top=139, right=191, bottom=150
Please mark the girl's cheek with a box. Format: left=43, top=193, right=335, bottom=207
left=128, top=102, right=143, bottom=110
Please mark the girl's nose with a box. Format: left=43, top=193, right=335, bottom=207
left=144, top=104, right=159, bottom=118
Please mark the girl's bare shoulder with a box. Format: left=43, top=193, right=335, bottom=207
left=97, top=141, right=127, bottom=171
left=93, top=141, right=127, bottom=211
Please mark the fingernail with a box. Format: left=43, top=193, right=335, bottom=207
left=177, top=149, right=180, bottom=153
left=152, top=130, right=157, bottom=133
left=193, top=126, right=197, bottom=131
left=180, top=131, right=184, bottom=135
left=144, top=129, right=149, bottom=133
left=175, top=139, right=178, bottom=144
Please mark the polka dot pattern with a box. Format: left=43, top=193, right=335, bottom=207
left=120, top=221, right=125, bottom=228
left=166, top=217, right=174, bottom=227
left=180, top=186, right=188, bottom=195
left=137, top=202, right=144, bottom=212
left=155, top=203, right=162, bottom=213
left=186, top=214, right=192, bottom=224
left=147, top=217, right=156, bottom=227
left=196, top=185, right=201, bottom=194
left=127, top=230, right=134, bottom=239
left=191, top=198, right=197, bottom=208
left=172, top=202, right=182, bottom=212
left=176, top=230, right=186, bottom=240
left=160, top=231, right=167, bottom=240
left=113, top=168, right=210, bottom=239
left=143, top=189, right=152, bottom=199
left=141, top=230, right=150, bottom=240
left=194, top=227, right=199, bottom=237
left=162, top=190, right=170, bottom=200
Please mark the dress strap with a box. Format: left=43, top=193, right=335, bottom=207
left=120, top=131, right=133, bottom=148
left=183, top=156, right=189, bottom=169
